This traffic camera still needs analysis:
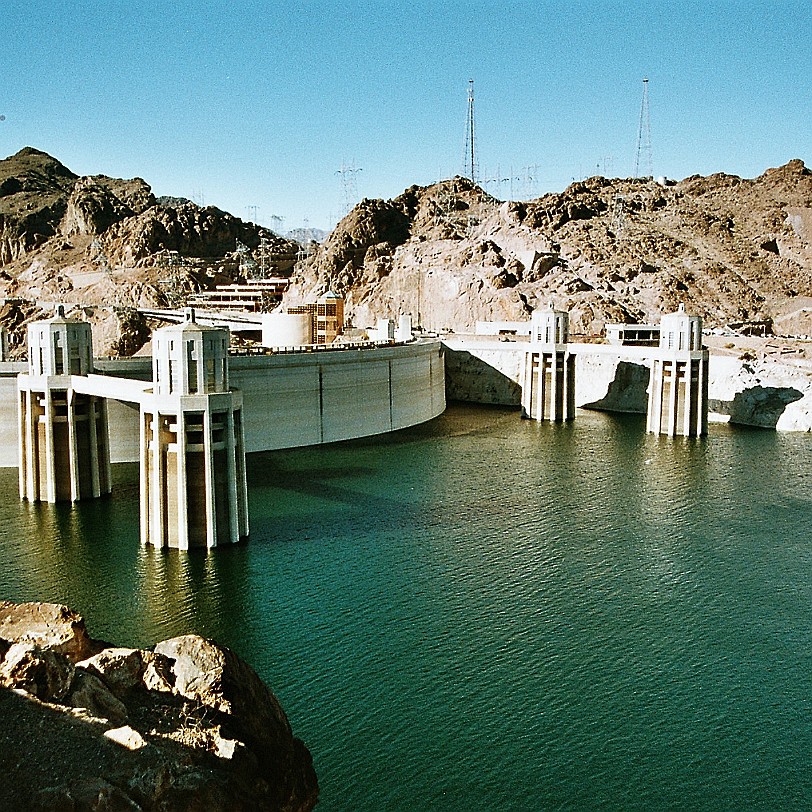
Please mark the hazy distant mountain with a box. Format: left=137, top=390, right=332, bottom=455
left=286, top=227, right=329, bottom=244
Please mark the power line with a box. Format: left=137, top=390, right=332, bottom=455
left=634, top=77, right=653, bottom=178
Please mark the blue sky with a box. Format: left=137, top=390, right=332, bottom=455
left=3, top=1, right=811, bottom=232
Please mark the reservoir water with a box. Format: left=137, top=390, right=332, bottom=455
left=1, top=404, right=811, bottom=810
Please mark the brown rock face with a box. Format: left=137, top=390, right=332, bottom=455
left=0, top=602, right=318, bottom=811
left=0, top=148, right=302, bottom=356
left=0, top=642, right=75, bottom=701
left=0, top=147, right=77, bottom=263
left=60, top=175, right=155, bottom=237
left=100, top=202, right=281, bottom=267
left=287, top=162, right=812, bottom=335
left=155, top=635, right=317, bottom=811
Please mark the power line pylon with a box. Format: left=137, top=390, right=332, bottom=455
left=462, top=78, right=477, bottom=183
left=157, top=250, right=187, bottom=308
left=235, top=240, right=258, bottom=279
left=336, top=161, right=363, bottom=214
left=520, top=164, right=542, bottom=199
left=91, top=239, right=112, bottom=274
left=612, top=195, right=627, bottom=237
left=258, top=236, right=273, bottom=278
left=634, top=77, right=653, bottom=178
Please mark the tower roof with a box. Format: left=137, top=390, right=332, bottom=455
left=44, top=304, right=80, bottom=325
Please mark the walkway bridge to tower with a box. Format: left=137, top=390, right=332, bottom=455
left=18, top=307, right=248, bottom=550
left=70, top=374, right=152, bottom=403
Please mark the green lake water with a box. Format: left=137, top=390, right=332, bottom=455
left=1, top=404, right=811, bottom=810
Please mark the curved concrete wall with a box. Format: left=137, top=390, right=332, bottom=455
left=0, top=341, right=446, bottom=467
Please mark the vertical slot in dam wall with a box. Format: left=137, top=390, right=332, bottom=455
left=0, top=341, right=446, bottom=467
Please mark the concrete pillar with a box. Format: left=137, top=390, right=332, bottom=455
left=646, top=304, right=709, bottom=437
left=139, top=410, right=149, bottom=546
left=17, top=306, right=111, bottom=503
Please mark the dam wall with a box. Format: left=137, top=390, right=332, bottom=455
left=0, top=341, right=446, bottom=467
left=443, top=339, right=653, bottom=411
left=443, top=337, right=812, bottom=431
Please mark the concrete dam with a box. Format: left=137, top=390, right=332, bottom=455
left=0, top=339, right=447, bottom=469
left=443, top=336, right=812, bottom=432
left=4, top=300, right=810, bottom=548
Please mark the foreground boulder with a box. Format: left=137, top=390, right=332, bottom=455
left=0, top=601, right=318, bottom=811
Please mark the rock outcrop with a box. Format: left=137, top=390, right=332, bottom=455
left=0, top=601, right=318, bottom=811
left=286, top=161, right=812, bottom=336
left=0, top=148, right=301, bottom=357
left=0, top=148, right=78, bottom=263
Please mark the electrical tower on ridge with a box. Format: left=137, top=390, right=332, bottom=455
left=463, top=79, right=477, bottom=183
left=634, top=77, right=653, bottom=178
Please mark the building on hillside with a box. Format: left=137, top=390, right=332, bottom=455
left=475, top=320, right=533, bottom=337
left=186, top=278, right=290, bottom=312
left=605, top=322, right=660, bottom=346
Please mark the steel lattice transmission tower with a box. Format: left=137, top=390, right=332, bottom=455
left=336, top=161, right=363, bottom=215
left=634, top=77, right=653, bottom=178
left=463, top=79, right=477, bottom=183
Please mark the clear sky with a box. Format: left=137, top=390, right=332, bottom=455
left=3, top=1, right=811, bottom=232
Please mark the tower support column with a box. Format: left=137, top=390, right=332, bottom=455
left=17, top=307, right=111, bottom=503
left=521, top=305, right=575, bottom=423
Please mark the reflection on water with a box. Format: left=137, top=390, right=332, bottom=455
left=1, top=405, right=812, bottom=810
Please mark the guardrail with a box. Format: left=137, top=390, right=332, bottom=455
left=228, top=339, right=414, bottom=357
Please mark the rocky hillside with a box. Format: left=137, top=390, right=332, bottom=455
left=285, top=161, right=812, bottom=336
left=0, top=148, right=300, bottom=356
left=5, top=148, right=812, bottom=348
left=0, top=601, right=318, bottom=810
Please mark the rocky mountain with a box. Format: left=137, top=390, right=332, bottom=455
left=0, top=600, right=318, bottom=810
left=4, top=148, right=812, bottom=351
left=285, top=161, right=812, bottom=336
left=0, top=148, right=301, bottom=356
